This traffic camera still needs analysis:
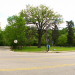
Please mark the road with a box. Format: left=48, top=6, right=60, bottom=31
left=0, top=46, right=75, bottom=75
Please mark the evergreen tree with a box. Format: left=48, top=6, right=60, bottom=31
left=66, top=20, right=74, bottom=46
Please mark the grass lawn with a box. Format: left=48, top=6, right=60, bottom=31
left=13, top=46, right=75, bottom=52
left=50, top=47, right=75, bottom=51
left=13, top=46, right=46, bottom=52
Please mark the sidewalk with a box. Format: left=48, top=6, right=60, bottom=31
left=0, top=46, right=10, bottom=51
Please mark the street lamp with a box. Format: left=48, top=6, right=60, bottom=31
left=45, top=24, right=49, bottom=52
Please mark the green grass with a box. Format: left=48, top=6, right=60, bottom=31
left=13, top=46, right=75, bottom=52
left=13, top=46, right=46, bottom=52
left=50, top=47, right=75, bottom=51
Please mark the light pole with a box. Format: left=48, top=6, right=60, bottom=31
left=46, top=26, right=48, bottom=52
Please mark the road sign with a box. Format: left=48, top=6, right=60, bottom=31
left=14, top=40, right=18, bottom=43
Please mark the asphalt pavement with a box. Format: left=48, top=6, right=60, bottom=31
left=0, top=46, right=75, bottom=75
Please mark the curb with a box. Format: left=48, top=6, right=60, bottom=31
left=48, top=51, right=75, bottom=53
left=9, top=50, right=75, bottom=53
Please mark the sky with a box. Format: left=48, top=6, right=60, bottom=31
left=0, top=0, right=75, bottom=29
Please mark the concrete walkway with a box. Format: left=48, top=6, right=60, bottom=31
left=0, top=46, right=10, bottom=51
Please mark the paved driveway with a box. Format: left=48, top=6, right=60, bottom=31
left=0, top=47, right=75, bottom=75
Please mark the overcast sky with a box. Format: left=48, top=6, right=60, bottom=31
left=0, top=0, right=75, bottom=29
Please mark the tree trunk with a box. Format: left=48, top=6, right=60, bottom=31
left=38, top=29, right=42, bottom=48
left=38, top=35, right=41, bottom=48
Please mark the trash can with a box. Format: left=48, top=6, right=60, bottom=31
left=47, top=45, right=50, bottom=52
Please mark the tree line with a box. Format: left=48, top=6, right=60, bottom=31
left=0, top=5, right=75, bottom=49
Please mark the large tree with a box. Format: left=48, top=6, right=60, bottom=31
left=5, top=15, right=27, bottom=49
left=20, top=4, right=63, bottom=48
left=66, top=20, right=74, bottom=46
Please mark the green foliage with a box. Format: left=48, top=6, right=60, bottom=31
left=46, top=29, right=52, bottom=45
left=25, top=26, right=38, bottom=46
left=56, top=34, right=67, bottom=46
left=66, top=20, right=74, bottom=46
left=4, top=26, right=14, bottom=46
left=41, top=34, right=46, bottom=45
left=0, top=30, right=4, bottom=45
left=4, top=15, right=27, bottom=49
left=59, top=28, right=67, bottom=35
left=20, top=4, right=63, bottom=48
left=73, top=34, right=75, bottom=45
left=52, top=25, right=59, bottom=45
